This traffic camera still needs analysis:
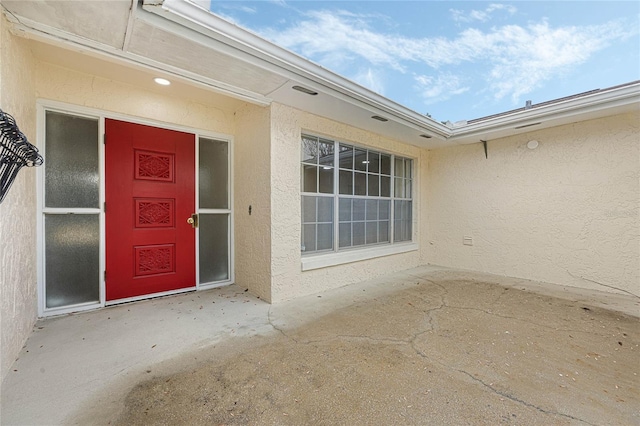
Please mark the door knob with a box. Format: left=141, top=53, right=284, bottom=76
left=187, top=213, right=198, bottom=228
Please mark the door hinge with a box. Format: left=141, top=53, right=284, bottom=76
left=103, top=201, right=106, bottom=213
left=104, top=271, right=107, bottom=281
left=103, top=134, right=106, bottom=144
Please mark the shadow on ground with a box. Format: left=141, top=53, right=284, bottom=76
left=77, top=274, right=639, bottom=425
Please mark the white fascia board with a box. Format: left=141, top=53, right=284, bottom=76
left=143, top=0, right=451, bottom=138
left=449, top=82, right=640, bottom=143
left=4, top=13, right=271, bottom=106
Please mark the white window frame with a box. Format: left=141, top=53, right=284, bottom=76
left=300, top=134, right=417, bottom=271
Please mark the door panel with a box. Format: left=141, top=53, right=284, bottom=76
left=105, top=119, right=195, bottom=301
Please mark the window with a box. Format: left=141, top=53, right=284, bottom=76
left=301, top=134, right=413, bottom=255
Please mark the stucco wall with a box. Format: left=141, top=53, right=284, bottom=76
left=269, top=103, right=425, bottom=302
left=0, top=15, right=39, bottom=383
left=426, top=112, right=640, bottom=296
left=234, top=103, right=272, bottom=301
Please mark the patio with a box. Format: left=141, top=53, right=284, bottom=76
left=2, top=266, right=638, bottom=425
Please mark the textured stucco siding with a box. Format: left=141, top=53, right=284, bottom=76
left=426, top=112, right=640, bottom=296
left=269, top=103, right=424, bottom=302
left=234, top=104, right=272, bottom=301
left=0, top=16, right=38, bottom=383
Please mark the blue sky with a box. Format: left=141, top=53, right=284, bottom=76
left=205, top=1, right=640, bottom=122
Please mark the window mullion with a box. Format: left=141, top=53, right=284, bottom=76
left=389, top=154, right=395, bottom=244
left=333, top=141, right=339, bottom=253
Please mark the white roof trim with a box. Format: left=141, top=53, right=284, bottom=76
left=4, top=10, right=272, bottom=106
left=448, top=82, right=640, bottom=143
left=142, top=0, right=452, bottom=138
left=146, top=0, right=640, bottom=143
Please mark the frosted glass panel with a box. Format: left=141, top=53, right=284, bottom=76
left=45, top=214, right=100, bottom=308
left=199, top=138, right=229, bottom=209
left=199, top=214, right=229, bottom=283
left=45, top=111, right=99, bottom=208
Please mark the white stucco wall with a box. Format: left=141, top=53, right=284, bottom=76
left=269, top=103, right=425, bottom=302
left=426, top=112, right=640, bottom=296
left=234, top=103, right=272, bottom=301
left=0, top=15, right=39, bottom=383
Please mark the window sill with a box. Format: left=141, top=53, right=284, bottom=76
left=301, top=242, right=419, bottom=271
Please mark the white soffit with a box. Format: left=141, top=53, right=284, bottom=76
left=2, top=0, right=273, bottom=106
left=140, top=0, right=452, bottom=147
left=127, top=19, right=289, bottom=96
left=1, top=0, right=132, bottom=48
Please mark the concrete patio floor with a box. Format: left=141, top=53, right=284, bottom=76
left=1, top=266, right=639, bottom=425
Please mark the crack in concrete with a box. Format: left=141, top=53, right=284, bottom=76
left=438, top=305, right=613, bottom=336
left=266, top=306, right=299, bottom=343
left=456, top=369, right=598, bottom=426
left=567, top=271, right=640, bottom=299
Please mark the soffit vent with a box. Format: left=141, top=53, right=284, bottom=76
left=514, top=122, right=541, bottom=129
left=292, top=85, right=318, bottom=95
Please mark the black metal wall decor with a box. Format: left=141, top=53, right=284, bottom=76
left=0, top=109, right=43, bottom=204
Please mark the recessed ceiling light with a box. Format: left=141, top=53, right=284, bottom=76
left=292, top=85, right=318, bottom=95
left=154, top=77, right=171, bottom=86
left=419, top=134, right=432, bottom=139
left=371, top=115, right=388, bottom=122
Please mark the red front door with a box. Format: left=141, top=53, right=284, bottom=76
left=105, top=119, right=196, bottom=301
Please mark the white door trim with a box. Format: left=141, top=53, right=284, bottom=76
left=36, top=99, right=235, bottom=317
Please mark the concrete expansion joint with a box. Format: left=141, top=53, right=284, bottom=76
left=455, top=369, right=598, bottom=426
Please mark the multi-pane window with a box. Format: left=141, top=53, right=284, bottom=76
left=301, top=134, right=413, bottom=254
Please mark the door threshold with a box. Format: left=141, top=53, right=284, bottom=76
left=106, top=286, right=197, bottom=306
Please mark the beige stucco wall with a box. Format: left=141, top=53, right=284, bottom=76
left=0, top=15, right=39, bottom=383
left=269, top=103, right=425, bottom=302
left=426, top=111, right=640, bottom=296
left=234, top=103, right=272, bottom=301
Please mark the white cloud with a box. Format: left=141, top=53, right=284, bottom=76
left=352, top=68, right=385, bottom=95
left=450, top=3, right=517, bottom=23
left=262, top=10, right=408, bottom=72
left=414, top=74, right=469, bottom=104
left=258, top=10, right=636, bottom=105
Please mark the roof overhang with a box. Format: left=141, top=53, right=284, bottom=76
left=2, top=0, right=639, bottom=149
left=448, top=82, right=640, bottom=145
